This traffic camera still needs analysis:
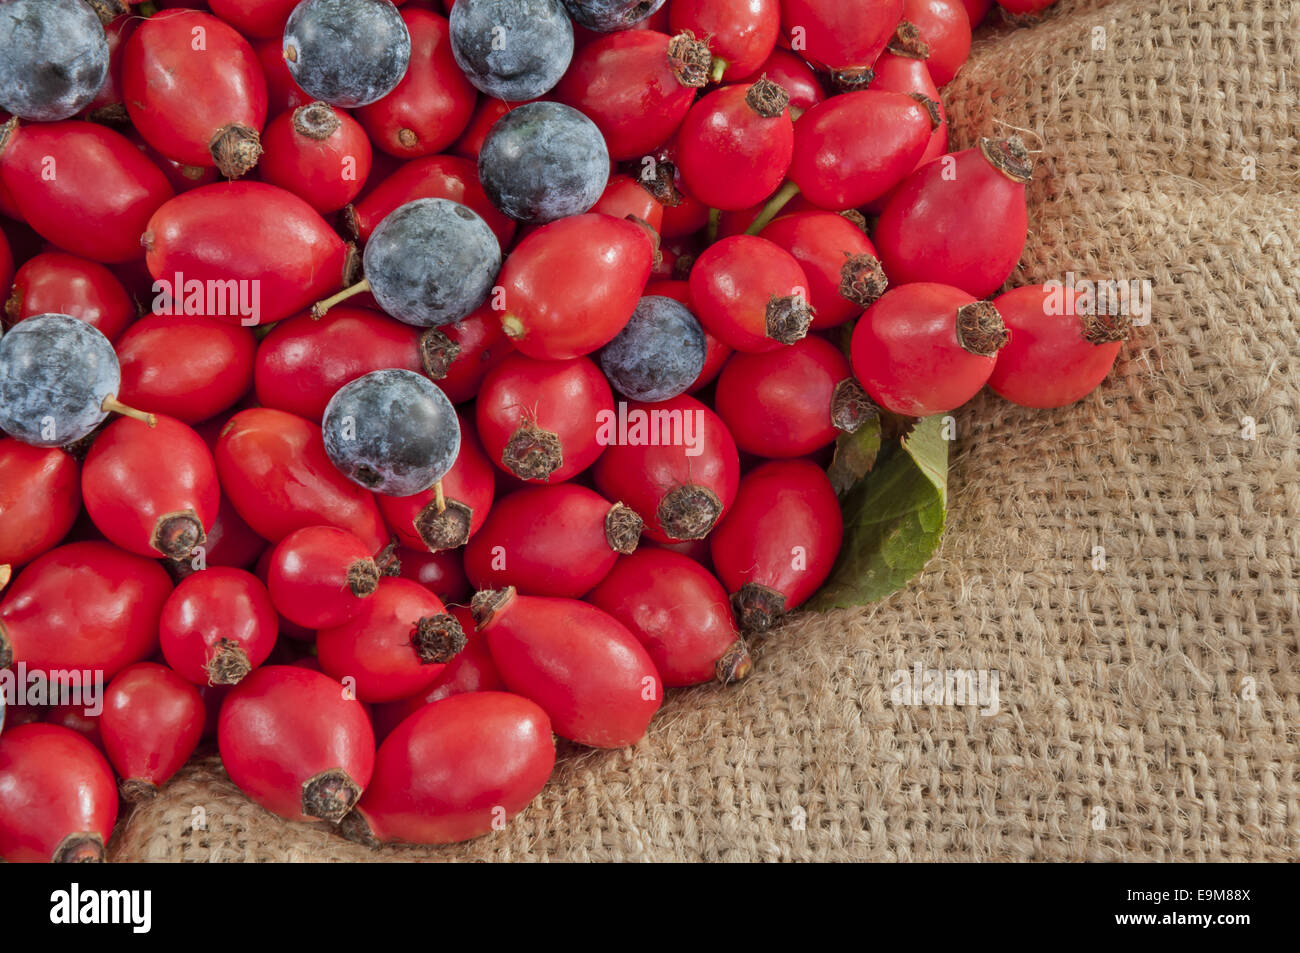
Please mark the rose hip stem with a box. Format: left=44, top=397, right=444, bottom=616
left=744, top=181, right=801, bottom=235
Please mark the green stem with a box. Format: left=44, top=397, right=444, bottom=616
left=139, top=0, right=159, bottom=15
left=706, top=207, right=721, bottom=244
left=710, top=57, right=727, bottom=83
left=744, top=181, right=801, bottom=236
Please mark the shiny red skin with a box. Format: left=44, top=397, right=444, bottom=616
left=873, top=143, right=1030, bottom=298
left=123, top=11, right=267, bottom=172
left=481, top=591, right=662, bottom=748
left=350, top=691, right=554, bottom=844
left=348, top=154, right=515, bottom=251
left=903, top=0, right=971, bottom=86
left=395, top=547, right=471, bottom=604
left=464, top=483, right=629, bottom=597
left=554, top=30, right=698, bottom=161
left=159, top=567, right=277, bottom=686
left=214, top=408, right=389, bottom=552
left=689, top=235, right=811, bottom=352
left=451, top=98, right=521, bottom=161
left=710, top=459, right=842, bottom=615
left=101, top=662, right=205, bottom=793
left=863, top=52, right=949, bottom=212
left=255, top=307, right=426, bottom=422
left=670, top=0, right=779, bottom=80
left=498, top=214, right=655, bottom=360
left=476, top=354, right=614, bottom=483
left=317, top=577, right=457, bottom=703
left=0, top=542, right=172, bottom=680
left=0, top=724, right=118, bottom=863
left=658, top=178, right=711, bottom=238
left=208, top=0, right=300, bottom=38
left=714, top=335, right=851, bottom=457
left=734, top=48, right=825, bottom=115
left=378, top=411, right=494, bottom=550
left=587, top=548, right=740, bottom=687
left=259, top=104, right=373, bottom=214
left=143, top=181, right=352, bottom=327
left=267, top=526, right=380, bottom=630
left=253, top=38, right=312, bottom=114
left=591, top=394, right=740, bottom=543
left=5, top=252, right=136, bottom=342
left=0, top=121, right=174, bottom=264
left=790, top=91, right=935, bottom=210
left=116, top=315, right=256, bottom=424
left=0, top=439, right=81, bottom=569
left=82, top=416, right=220, bottom=559
left=677, top=83, right=793, bottom=210
left=217, top=665, right=375, bottom=823
left=355, top=9, right=476, bottom=159
left=591, top=174, right=665, bottom=233
left=851, top=282, right=996, bottom=415
left=644, top=279, right=733, bottom=391
left=422, top=300, right=516, bottom=403
left=780, top=0, right=904, bottom=74
left=759, top=211, right=881, bottom=328
left=988, top=284, right=1124, bottom=408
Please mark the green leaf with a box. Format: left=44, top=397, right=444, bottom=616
left=809, top=415, right=949, bottom=610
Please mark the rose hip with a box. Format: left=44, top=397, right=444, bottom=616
left=987, top=283, right=1131, bottom=408
left=0, top=438, right=81, bottom=570
left=0, top=541, right=172, bottom=679
left=592, top=394, right=740, bottom=543
left=0, top=724, right=118, bottom=863
left=100, top=662, right=205, bottom=801
left=217, top=665, right=375, bottom=823
left=587, top=548, right=750, bottom=687
left=340, top=692, right=554, bottom=846
left=688, top=235, right=813, bottom=352
left=159, top=567, right=277, bottom=686
left=316, top=577, right=466, bottom=703
left=4, top=252, right=136, bottom=342
left=710, top=459, right=843, bottom=631
left=258, top=102, right=373, bottom=214
left=474, top=586, right=662, bottom=748
left=758, top=211, right=887, bottom=327
left=476, top=353, right=614, bottom=484
left=714, top=335, right=859, bottom=458
left=464, top=483, right=642, bottom=597
left=676, top=80, right=794, bottom=211
left=851, top=282, right=1008, bottom=416
left=873, top=137, right=1034, bottom=298
left=267, top=526, right=381, bottom=630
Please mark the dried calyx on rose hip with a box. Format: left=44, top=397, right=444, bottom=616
left=450, top=0, right=574, bottom=101
left=478, top=101, right=611, bottom=224
left=314, top=198, right=500, bottom=327
left=0, top=314, right=155, bottom=448
left=321, top=369, right=461, bottom=497
left=0, top=0, right=109, bottom=122
left=283, top=0, right=412, bottom=108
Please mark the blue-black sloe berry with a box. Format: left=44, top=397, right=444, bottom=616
left=449, top=0, right=574, bottom=101
left=600, top=296, right=707, bottom=402
left=0, top=0, right=110, bottom=121
left=283, top=0, right=411, bottom=108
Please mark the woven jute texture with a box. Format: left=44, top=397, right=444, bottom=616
left=110, top=0, right=1299, bottom=861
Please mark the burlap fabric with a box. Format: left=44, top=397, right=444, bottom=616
left=110, top=0, right=1299, bottom=861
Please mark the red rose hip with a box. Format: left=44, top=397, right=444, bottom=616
left=159, top=567, right=277, bottom=686
left=267, top=525, right=381, bottom=630
left=100, top=662, right=205, bottom=801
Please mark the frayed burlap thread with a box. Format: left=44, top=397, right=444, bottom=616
left=110, top=0, right=1299, bottom=862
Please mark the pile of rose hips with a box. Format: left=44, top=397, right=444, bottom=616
left=0, top=0, right=1110, bottom=861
